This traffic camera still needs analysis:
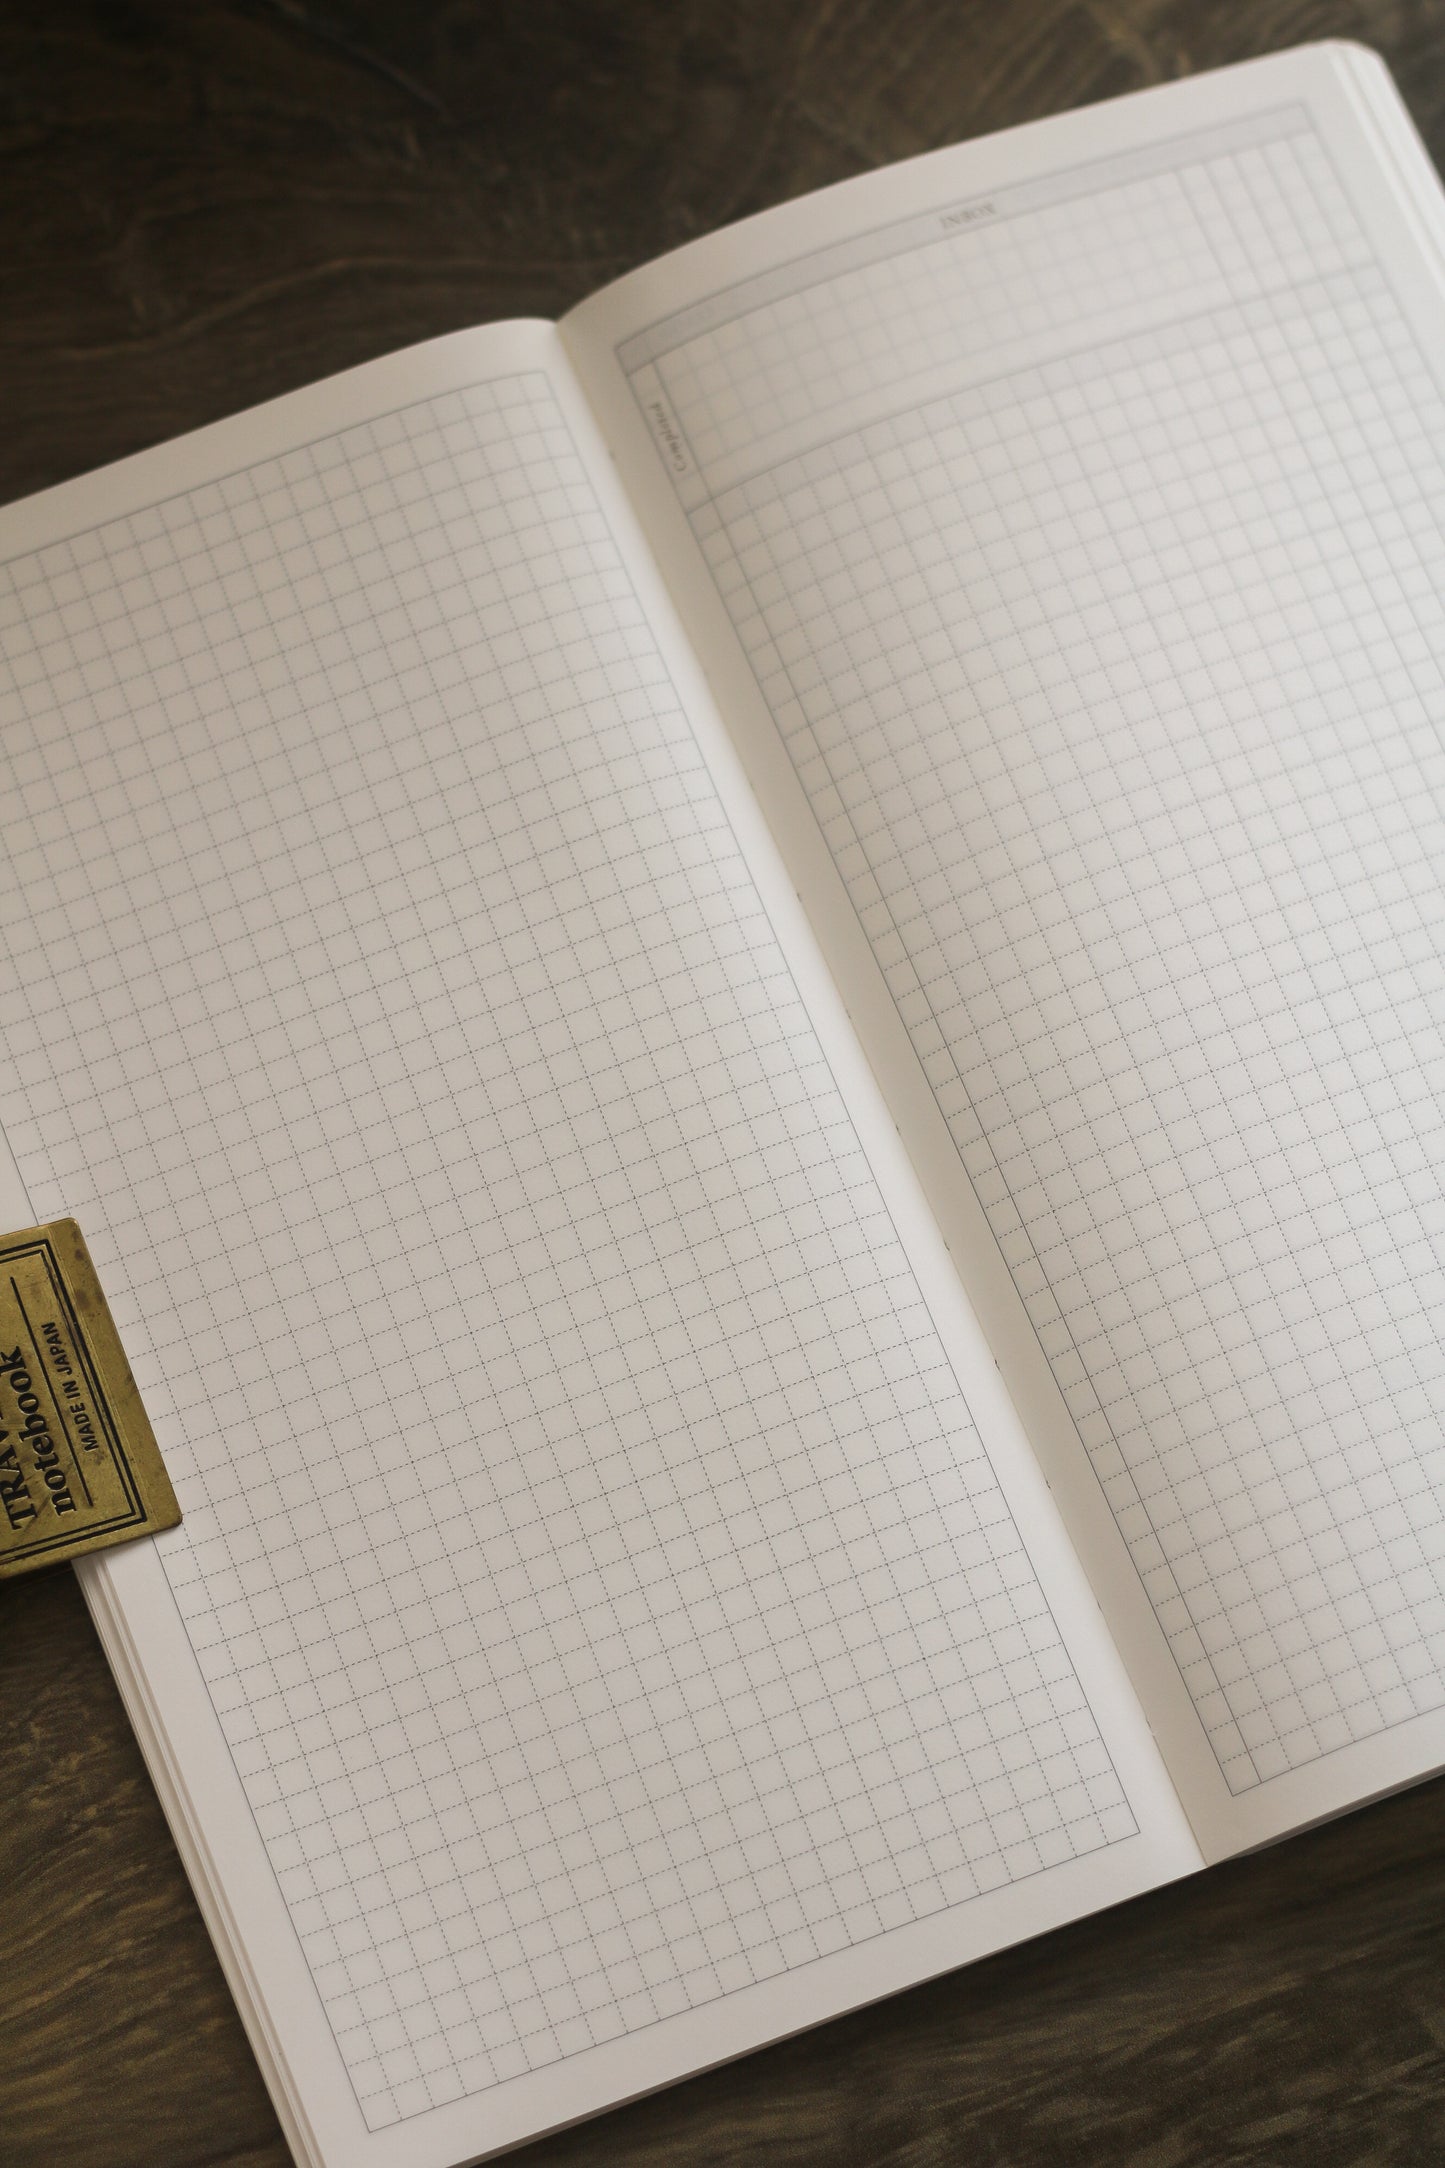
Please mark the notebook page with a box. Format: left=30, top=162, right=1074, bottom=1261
left=567, top=45, right=1445, bottom=1853
left=0, top=322, right=1191, bottom=2168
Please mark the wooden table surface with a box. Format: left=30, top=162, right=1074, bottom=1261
left=5, top=3, right=1445, bottom=2163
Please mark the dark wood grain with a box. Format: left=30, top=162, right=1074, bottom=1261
left=6, top=3, right=1445, bottom=2163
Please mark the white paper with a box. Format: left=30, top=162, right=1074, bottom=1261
left=566, top=42, right=1445, bottom=1852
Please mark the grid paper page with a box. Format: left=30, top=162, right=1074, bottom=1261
left=625, top=116, right=1364, bottom=507
left=0, top=372, right=1135, bottom=2129
left=623, top=119, right=1445, bottom=1794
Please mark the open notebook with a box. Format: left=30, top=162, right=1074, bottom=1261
left=2, top=40, right=1444, bottom=2165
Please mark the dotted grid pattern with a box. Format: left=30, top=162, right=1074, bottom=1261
left=650, top=131, right=1364, bottom=484
left=0, top=372, right=1135, bottom=2129
left=640, top=121, right=1445, bottom=1792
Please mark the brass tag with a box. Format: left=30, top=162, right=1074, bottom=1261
left=0, top=1219, right=180, bottom=1577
